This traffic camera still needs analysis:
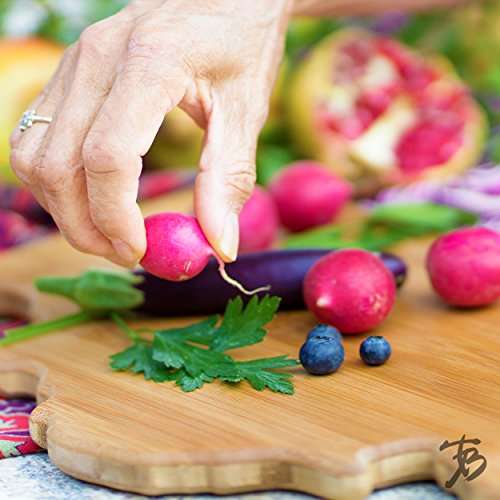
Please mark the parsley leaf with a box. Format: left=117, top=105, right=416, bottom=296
left=222, top=356, right=299, bottom=395
left=153, top=316, right=219, bottom=345
left=152, top=334, right=235, bottom=378
left=109, top=295, right=298, bottom=395
left=210, top=295, right=281, bottom=352
left=171, top=369, right=215, bottom=392
left=109, top=343, right=174, bottom=383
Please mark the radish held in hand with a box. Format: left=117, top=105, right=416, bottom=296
left=303, top=249, right=396, bottom=334
left=239, top=186, right=280, bottom=253
left=140, top=213, right=269, bottom=295
left=270, top=161, right=352, bottom=232
left=426, top=227, right=500, bottom=307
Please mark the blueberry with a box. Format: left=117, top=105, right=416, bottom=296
left=306, top=325, right=342, bottom=344
left=359, top=336, right=392, bottom=366
left=299, top=337, right=345, bottom=375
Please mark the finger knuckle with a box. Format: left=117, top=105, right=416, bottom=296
left=60, top=228, right=96, bottom=254
left=90, top=201, right=135, bottom=230
left=223, top=162, right=256, bottom=202
left=9, top=148, right=35, bottom=183
left=78, top=22, right=110, bottom=59
left=125, top=26, right=184, bottom=78
left=126, top=30, right=159, bottom=66
left=61, top=43, right=78, bottom=66
left=82, top=138, right=122, bottom=175
left=34, top=156, right=69, bottom=194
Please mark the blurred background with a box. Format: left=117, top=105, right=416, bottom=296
left=0, top=0, right=499, bottom=249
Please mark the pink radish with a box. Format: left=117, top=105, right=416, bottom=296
left=269, top=161, right=352, bottom=232
left=426, top=227, right=500, bottom=307
left=239, top=186, right=280, bottom=253
left=303, top=249, right=396, bottom=334
left=140, top=213, right=269, bottom=295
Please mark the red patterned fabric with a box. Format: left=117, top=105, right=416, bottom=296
left=0, top=400, right=41, bottom=458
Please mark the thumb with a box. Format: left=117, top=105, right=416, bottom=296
left=194, top=87, right=266, bottom=263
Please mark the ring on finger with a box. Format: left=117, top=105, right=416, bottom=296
left=18, top=110, right=53, bottom=132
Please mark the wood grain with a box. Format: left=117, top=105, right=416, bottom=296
left=0, top=189, right=498, bottom=499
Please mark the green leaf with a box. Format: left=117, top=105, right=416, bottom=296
left=111, top=296, right=296, bottom=395
left=172, top=369, right=215, bottom=392
left=285, top=222, right=369, bottom=250
left=210, top=296, right=281, bottom=353
left=35, top=268, right=145, bottom=313
left=223, top=356, right=299, bottom=395
left=284, top=203, right=478, bottom=251
left=109, top=343, right=174, bottom=382
left=152, top=333, right=235, bottom=378
left=154, top=316, right=219, bottom=345
left=369, top=203, right=478, bottom=232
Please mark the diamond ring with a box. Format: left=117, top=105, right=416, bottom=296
left=18, top=110, right=52, bottom=132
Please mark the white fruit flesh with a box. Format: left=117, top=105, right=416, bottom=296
left=349, top=97, right=417, bottom=172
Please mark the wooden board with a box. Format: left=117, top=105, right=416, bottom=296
left=0, top=189, right=499, bottom=499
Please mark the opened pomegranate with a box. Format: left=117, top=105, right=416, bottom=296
left=287, top=30, right=486, bottom=192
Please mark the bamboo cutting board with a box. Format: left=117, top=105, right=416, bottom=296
left=0, top=189, right=499, bottom=500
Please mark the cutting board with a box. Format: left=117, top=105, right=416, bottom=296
left=0, top=189, right=498, bottom=499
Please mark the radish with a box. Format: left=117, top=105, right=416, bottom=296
left=303, top=249, right=396, bottom=334
left=140, top=213, right=269, bottom=295
left=269, top=161, right=352, bottom=232
left=426, top=227, right=500, bottom=307
left=239, top=186, right=280, bottom=253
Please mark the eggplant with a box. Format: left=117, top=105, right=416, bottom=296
left=135, top=249, right=407, bottom=316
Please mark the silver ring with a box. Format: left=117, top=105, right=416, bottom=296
left=18, top=109, right=52, bottom=132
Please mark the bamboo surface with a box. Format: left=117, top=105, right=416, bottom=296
left=0, top=188, right=498, bottom=499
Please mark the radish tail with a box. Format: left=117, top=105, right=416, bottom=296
left=214, top=255, right=270, bottom=295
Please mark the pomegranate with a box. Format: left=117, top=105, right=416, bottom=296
left=287, top=30, right=486, bottom=192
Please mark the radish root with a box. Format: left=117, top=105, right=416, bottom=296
left=215, top=256, right=271, bottom=296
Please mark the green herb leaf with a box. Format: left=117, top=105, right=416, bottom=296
left=369, top=203, right=478, bottom=232
left=152, top=334, right=235, bottom=378
left=284, top=203, right=478, bottom=251
left=210, top=295, right=281, bottom=353
left=109, top=296, right=296, bottom=395
left=172, top=369, right=215, bottom=392
left=223, top=356, right=300, bottom=395
left=109, top=343, right=174, bottom=383
left=35, top=268, right=145, bottom=313
left=154, top=316, right=219, bottom=345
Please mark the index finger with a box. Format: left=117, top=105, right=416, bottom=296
left=82, top=54, right=188, bottom=263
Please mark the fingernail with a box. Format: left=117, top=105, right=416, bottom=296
left=111, top=239, right=138, bottom=265
left=220, top=213, right=239, bottom=262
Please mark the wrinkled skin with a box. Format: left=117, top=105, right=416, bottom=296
left=9, top=0, right=460, bottom=267
left=10, top=0, right=292, bottom=266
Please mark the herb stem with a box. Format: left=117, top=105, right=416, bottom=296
left=110, top=312, right=140, bottom=342
left=0, top=311, right=94, bottom=346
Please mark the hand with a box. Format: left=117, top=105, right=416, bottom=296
left=10, top=0, right=292, bottom=266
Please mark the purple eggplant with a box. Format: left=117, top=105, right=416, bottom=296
left=135, top=249, right=407, bottom=316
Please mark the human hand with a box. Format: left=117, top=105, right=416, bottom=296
left=10, top=0, right=292, bottom=266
